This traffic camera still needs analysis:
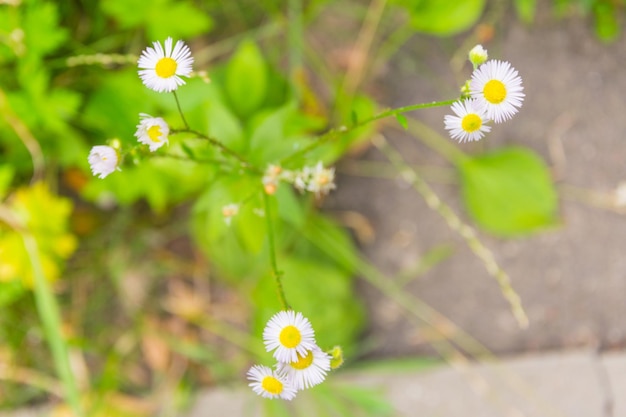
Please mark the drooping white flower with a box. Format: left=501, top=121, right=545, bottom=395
left=247, top=365, right=297, bottom=400
left=470, top=60, right=525, bottom=123
left=444, top=99, right=491, bottom=142
left=277, top=346, right=331, bottom=390
left=468, top=44, right=488, bottom=67
left=134, top=113, right=169, bottom=151
left=137, top=37, right=193, bottom=93
left=88, top=145, right=120, bottom=179
left=263, top=310, right=317, bottom=363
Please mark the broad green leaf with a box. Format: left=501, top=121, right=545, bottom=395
left=251, top=256, right=365, bottom=352
left=23, top=2, right=67, bottom=57
left=225, top=40, right=268, bottom=118
left=205, top=98, right=245, bottom=153
left=247, top=101, right=322, bottom=166
left=458, top=147, right=559, bottom=236
left=275, top=185, right=305, bottom=228
left=396, top=0, right=486, bottom=36
left=101, top=0, right=212, bottom=40
left=514, top=0, right=537, bottom=24
left=146, top=1, right=212, bottom=40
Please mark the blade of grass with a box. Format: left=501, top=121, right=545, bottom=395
left=21, top=231, right=83, bottom=416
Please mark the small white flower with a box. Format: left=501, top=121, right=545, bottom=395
left=247, top=365, right=297, bottom=400
left=263, top=310, right=317, bottom=363
left=470, top=60, right=525, bottom=123
left=444, top=99, right=491, bottom=142
left=221, top=203, right=239, bottom=225
left=134, top=113, right=169, bottom=151
left=277, top=346, right=331, bottom=390
left=305, top=162, right=336, bottom=196
left=88, top=145, right=120, bottom=179
left=138, top=37, right=193, bottom=93
left=468, top=44, right=488, bottom=67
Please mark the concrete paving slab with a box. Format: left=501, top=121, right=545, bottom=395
left=2, top=351, right=622, bottom=416
left=180, top=350, right=624, bottom=417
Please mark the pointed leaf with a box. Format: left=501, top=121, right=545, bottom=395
left=225, top=40, right=268, bottom=118
left=458, top=147, right=559, bottom=236
left=395, top=113, right=408, bottom=130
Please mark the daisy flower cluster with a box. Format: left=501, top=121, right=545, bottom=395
left=444, top=45, right=525, bottom=143
left=262, top=163, right=336, bottom=197
left=87, top=38, right=193, bottom=178
left=247, top=310, right=335, bottom=400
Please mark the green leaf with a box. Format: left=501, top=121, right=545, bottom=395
left=101, top=0, right=212, bottom=40
left=514, top=0, right=536, bottom=24
left=395, top=0, right=486, bottom=36
left=252, top=256, right=365, bottom=352
left=458, top=147, right=559, bottom=236
left=395, top=113, right=408, bottom=130
left=225, top=40, right=268, bottom=118
left=23, top=2, right=67, bottom=57
left=351, top=110, right=358, bottom=126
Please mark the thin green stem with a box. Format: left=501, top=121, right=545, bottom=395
left=281, top=98, right=459, bottom=165
left=263, top=191, right=289, bottom=310
left=171, top=129, right=259, bottom=173
left=172, top=91, right=189, bottom=130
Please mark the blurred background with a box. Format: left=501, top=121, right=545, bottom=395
left=0, top=0, right=625, bottom=416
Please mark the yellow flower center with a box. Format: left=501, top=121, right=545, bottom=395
left=147, top=125, right=163, bottom=142
left=279, top=325, right=302, bottom=348
left=261, top=376, right=284, bottom=395
left=290, top=350, right=314, bottom=370
left=461, top=114, right=482, bottom=133
left=155, top=57, right=177, bottom=78
left=483, top=79, right=506, bottom=104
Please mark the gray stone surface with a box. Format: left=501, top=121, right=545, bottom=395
left=325, top=10, right=626, bottom=357
left=177, top=350, right=623, bottom=417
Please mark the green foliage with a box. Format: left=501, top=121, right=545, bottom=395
left=226, top=40, right=269, bottom=118
left=458, top=147, right=559, bottom=236
left=392, top=0, right=486, bottom=36
left=100, top=0, right=212, bottom=40
left=252, top=254, right=366, bottom=354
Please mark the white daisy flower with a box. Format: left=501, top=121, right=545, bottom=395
left=138, top=37, right=194, bottom=93
left=88, top=145, right=120, bottom=179
left=277, top=346, right=331, bottom=390
left=470, top=60, right=525, bottom=123
left=263, top=310, right=317, bottom=363
left=134, top=113, right=169, bottom=151
left=444, top=99, right=491, bottom=142
left=247, top=365, right=297, bottom=400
